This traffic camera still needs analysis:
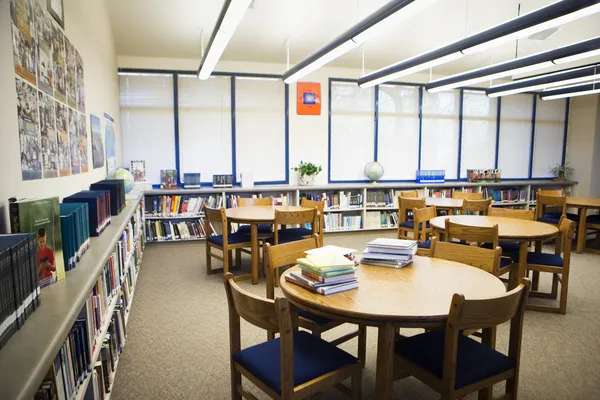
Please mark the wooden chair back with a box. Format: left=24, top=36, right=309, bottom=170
left=535, top=191, right=567, bottom=220
left=452, top=191, right=483, bottom=200
left=399, top=190, right=419, bottom=198
left=274, top=208, right=317, bottom=244
left=461, top=198, right=492, bottom=215
left=487, top=206, right=535, bottom=220
left=445, top=219, right=499, bottom=248
left=557, top=216, right=576, bottom=257
left=236, top=197, right=273, bottom=207
left=203, top=206, right=227, bottom=238
left=538, top=188, right=565, bottom=196
left=263, top=236, right=319, bottom=299
left=398, top=196, right=426, bottom=223
left=413, top=206, right=437, bottom=242
left=430, top=238, right=501, bottom=275
left=300, top=198, right=325, bottom=244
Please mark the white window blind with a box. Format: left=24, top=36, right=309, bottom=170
left=460, top=90, right=498, bottom=179
left=497, top=94, right=534, bottom=179
left=420, top=90, right=460, bottom=179
left=330, top=81, right=375, bottom=181
left=377, top=85, right=420, bottom=180
left=178, top=75, right=232, bottom=182
left=532, top=98, right=567, bottom=177
left=235, top=77, right=286, bottom=183
left=119, top=73, right=175, bottom=184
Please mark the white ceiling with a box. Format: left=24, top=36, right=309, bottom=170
left=107, top=0, right=600, bottom=76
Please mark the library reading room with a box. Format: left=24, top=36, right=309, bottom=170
left=2, top=0, right=600, bottom=399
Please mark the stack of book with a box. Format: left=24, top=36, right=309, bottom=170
left=361, top=238, right=417, bottom=268
left=285, top=248, right=359, bottom=295
left=63, top=190, right=112, bottom=236
left=60, top=203, right=91, bottom=272
left=90, top=179, right=126, bottom=215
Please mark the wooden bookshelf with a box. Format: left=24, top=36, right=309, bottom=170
left=0, top=194, right=144, bottom=400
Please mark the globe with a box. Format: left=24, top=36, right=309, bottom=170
left=112, top=168, right=135, bottom=193
left=365, top=161, right=384, bottom=182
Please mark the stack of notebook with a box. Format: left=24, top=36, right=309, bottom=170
left=361, top=238, right=418, bottom=268
left=285, top=248, right=358, bottom=295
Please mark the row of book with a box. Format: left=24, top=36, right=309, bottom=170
left=145, top=218, right=208, bottom=242
left=483, top=188, right=527, bottom=203
left=147, top=195, right=207, bottom=217
left=299, top=191, right=363, bottom=210
left=60, top=203, right=91, bottom=272
left=365, top=190, right=396, bottom=208
left=63, top=190, right=112, bottom=237
left=226, top=194, right=289, bottom=208
left=361, top=238, right=417, bottom=268
left=324, top=214, right=362, bottom=232
left=364, top=211, right=399, bottom=229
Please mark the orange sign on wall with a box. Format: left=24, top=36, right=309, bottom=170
left=297, top=82, right=321, bottom=115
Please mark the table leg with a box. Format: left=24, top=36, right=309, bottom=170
left=251, top=223, right=259, bottom=285
left=375, top=323, right=396, bottom=400
left=515, top=241, right=528, bottom=290
left=577, top=207, right=587, bottom=254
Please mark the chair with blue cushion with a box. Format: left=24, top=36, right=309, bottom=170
left=526, top=216, right=575, bottom=314
left=431, top=237, right=502, bottom=277
left=271, top=208, right=317, bottom=246
left=224, top=272, right=362, bottom=399
left=235, top=197, right=274, bottom=235
left=413, top=205, right=437, bottom=256
left=394, top=278, right=530, bottom=400
left=204, top=206, right=251, bottom=279
left=460, top=198, right=492, bottom=216
left=277, top=198, right=325, bottom=246
left=263, top=237, right=367, bottom=368
left=535, top=190, right=567, bottom=226
left=536, top=188, right=580, bottom=222
left=397, top=196, right=426, bottom=239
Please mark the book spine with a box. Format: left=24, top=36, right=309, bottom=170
left=9, top=203, right=21, bottom=234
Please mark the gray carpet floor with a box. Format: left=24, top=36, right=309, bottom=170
left=111, top=231, right=600, bottom=399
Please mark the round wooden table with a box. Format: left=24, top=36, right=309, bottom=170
left=566, top=197, right=600, bottom=253
left=280, top=257, right=506, bottom=400
left=430, top=215, right=558, bottom=287
left=225, top=206, right=306, bottom=284
left=426, top=197, right=463, bottom=210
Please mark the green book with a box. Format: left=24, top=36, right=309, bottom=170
left=297, top=263, right=355, bottom=277
left=10, top=197, right=66, bottom=287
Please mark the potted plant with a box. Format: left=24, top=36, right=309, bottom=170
left=292, top=161, right=322, bottom=186
left=550, top=162, right=574, bottom=181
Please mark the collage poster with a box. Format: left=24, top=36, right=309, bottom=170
left=11, top=0, right=37, bottom=85
left=34, top=0, right=53, bottom=95
left=55, top=101, right=71, bottom=176
left=16, top=77, right=41, bottom=180
left=52, top=22, right=66, bottom=104
left=91, top=115, right=104, bottom=169
left=105, top=113, right=116, bottom=177
left=78, top=113, right=89, bottom=173
left=39, top=91, right=58, bottom=178
left=68, top=107, right=80, bottom=174
left=76, top=50, right=85, bottom=113
left=65, top=37, right=77, bottom=109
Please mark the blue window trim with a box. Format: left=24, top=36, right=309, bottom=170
left=172, top=73, right=182, bottom=186
left=528, top=95, right=537, bottom=179
left=562, top=98, right=570, bottom=165
left=231, top=76, right=237, bottom=184
left=457, top=89, right=464, bottom=180
left=494, top=97, right=502, bottom=169
left=418, top=86, right=423, bottom=171
left=374, top=85, right=379, bottom=162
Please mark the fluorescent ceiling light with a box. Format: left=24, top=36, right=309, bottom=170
left=540, top=82, right=600, bottom=100
left=553, top=49, right=600, bottom=64
left=426, top=36, right=600, bottom=93
left=198, top=0, right=252, bottom=80
left=282, top=0, right=437, bottom=84
left=359, top=0, right=600, bottom=87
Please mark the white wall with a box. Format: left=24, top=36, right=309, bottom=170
left=0, top=0, right=120, bottom=232
left=591, top=98, right=600, bottom=198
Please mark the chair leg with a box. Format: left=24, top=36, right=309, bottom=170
left=478, top=386, right=492, bottom=400
left=206, top=244, right=212, bottom=274
left=231, top=363, right=242, bottom=400
left=235, top=248, right=242, bottom=268
left=358, top=325, right=367, bottom=368
left=351, top=367, right=362, bottom=400
left=311, top=328, right=322, bottom=338
left=506, top=375, right=519, bottom=400
left=550, top=273, right=559, bottom=299
left=559, top=271, right=569, bottom=315
left=223, top=250, right=230, bottom=274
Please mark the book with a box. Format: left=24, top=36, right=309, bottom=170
left=367, top=238, right=418, bottom=250
left=362, top=258, right=413, bottom=269
left=305, top=245, right=357, bottom=257
left=298, top=253, right=355, bottom=270
left=361, top=249, right=413, bottom=261
left=285, top=274, right=359, bottom=295
left=160, top=169, right=177, bottom=189
left=289, top=271, right=357, bottom=288
left=63, top=191, right=111, bottom=236
left=90, top=179, right=126, bottom=215
left=9, top=197, right=66, bottom=288
left=297, top=263, right=356, bottom=278
left=301, top=269, right=356, bottom=283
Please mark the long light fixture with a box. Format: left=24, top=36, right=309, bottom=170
left=486, top=64, right=600, bottom=97
left=540, top=81, right=600, bottom=100
left=358, top=0, right=600, bottom=88
left=198, top=0, right=252, bottom=80
left=425, top=36, right=600, bottom=93
left=282, top=0, right=438, bottom=84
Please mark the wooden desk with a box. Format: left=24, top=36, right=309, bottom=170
left=225, top=206, right=306, bottom=284
left=426, top=197, right=463, bottom=210
left=430, top=215, right=558, bottom=288
left=280, top=258, right=506, bottom=400
left=566, top=196, right=600, bottom=253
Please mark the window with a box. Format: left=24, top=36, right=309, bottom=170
left=497, top=94, right=534, bottom=179
left=532, top=98, right=567, bottom=178
left=119, top=73, right=175, bottom=184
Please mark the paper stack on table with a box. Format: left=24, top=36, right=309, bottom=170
left=361, top=238, right=418, bottom=268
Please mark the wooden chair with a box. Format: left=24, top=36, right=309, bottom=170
left=394, top=278, right=531, bottom=400
left=224, top=273, right=362, bottom=400
left=397, top=197, right=426, bottom=239
left=271, top=208, right=318, bottom=245
left=536, top=188, right=579, bottom=222
left=483, top=206, right=536, bottom=267
left=452, top=191, right=483, bottom=200
left=278, top=198, right=325, bottom=246
left=236, top=197, right=274, bottom=235
left=535, top=190, right=567, bottom=226
left=263, top=237, right=366, bottom=367
left=461, top=198, right=492, bottom=215
left=399, top=190, right=419, bottom=198
left=588, top=214, right=600, bottom=251
left=430, top=237, right=501, bottom=276
left=413, top=206, right=437, bottom=256
left=204, top=206, right=251, bottom=279
left=526, top=216, right=575, bottom=314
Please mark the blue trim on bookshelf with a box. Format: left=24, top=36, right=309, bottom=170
left=417, top=86, right=423, bottom=171
left=231, top=76, right=237, bottom=184
left=173, top=73, right=182, bottom=186
left=494, top=97, right=501, bottom=169
left=328, top=78, right=333, bottom=183
left=457, top=89, right=464, bottom=179
left=528, top=95, right=537, bottom=179
left=284, top=83, right=290, bottom=184
left=562, top=98, right=570, bottom=165
left=374, top=85, right=379, bottom=162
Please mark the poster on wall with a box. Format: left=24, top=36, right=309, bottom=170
left=78, top=113, right=89, bottom=173
left=297, top=82, right=321, bottom=115
left=10, top=0, right=37, bottom=86
left=65, top=38, right=77, bottom=109
left=39, top=91, right=58, bottom=178
left=76, top=50, right=85, bottom=113
left=16, top=78, right=42, bottom=180
left=52, top=22, right=66, bottom=103
left=104, top=113, right=116, bottom=177
left=55, top=101, right=70, bottom=176
left=34, top=1, right=53, bottom=96
left=90, top=115, right=104, bottom=169
left=68, top=107, right=79, bottom=174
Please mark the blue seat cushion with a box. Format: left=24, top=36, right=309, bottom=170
left=418, top=240, right=431, bottom=249
left=399, top=221, right=430, bottom=230
left=545, top=211, right=579, bottom=222
left=587, top=214, right=600, bottom=224
left=297, top=308, right=332, bottom=326
left=233, top=330, right=359, bottom=394
left=500, top=257, right=514, bottom=268
left=538, top=215, right=560, bottom=225
left=280, top=227, right=313, bottom=237
left=527, top=252, right=563, bottom=267
left=267, top=231, right=307, bottom=245
left=481, top=241, right=520, bottom=253
left=237, top=224, right=273, bottom=234
left=207, top=232, right=251, bottom=247
left=395, top=329, right=514, bottom=390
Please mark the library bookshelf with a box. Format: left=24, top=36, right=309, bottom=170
left=0, top=194, right=145, bottom=400
left=143, top=180, right=576, bottom=241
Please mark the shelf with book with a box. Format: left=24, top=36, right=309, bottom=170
left=323, top=207, right=363, bottom=213
left=145, top=214, right=204, bottom=220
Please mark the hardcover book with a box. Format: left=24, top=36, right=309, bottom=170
left=9, top=197, right=66, bottom=288
left=160, top=169, right=177, bottom=189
